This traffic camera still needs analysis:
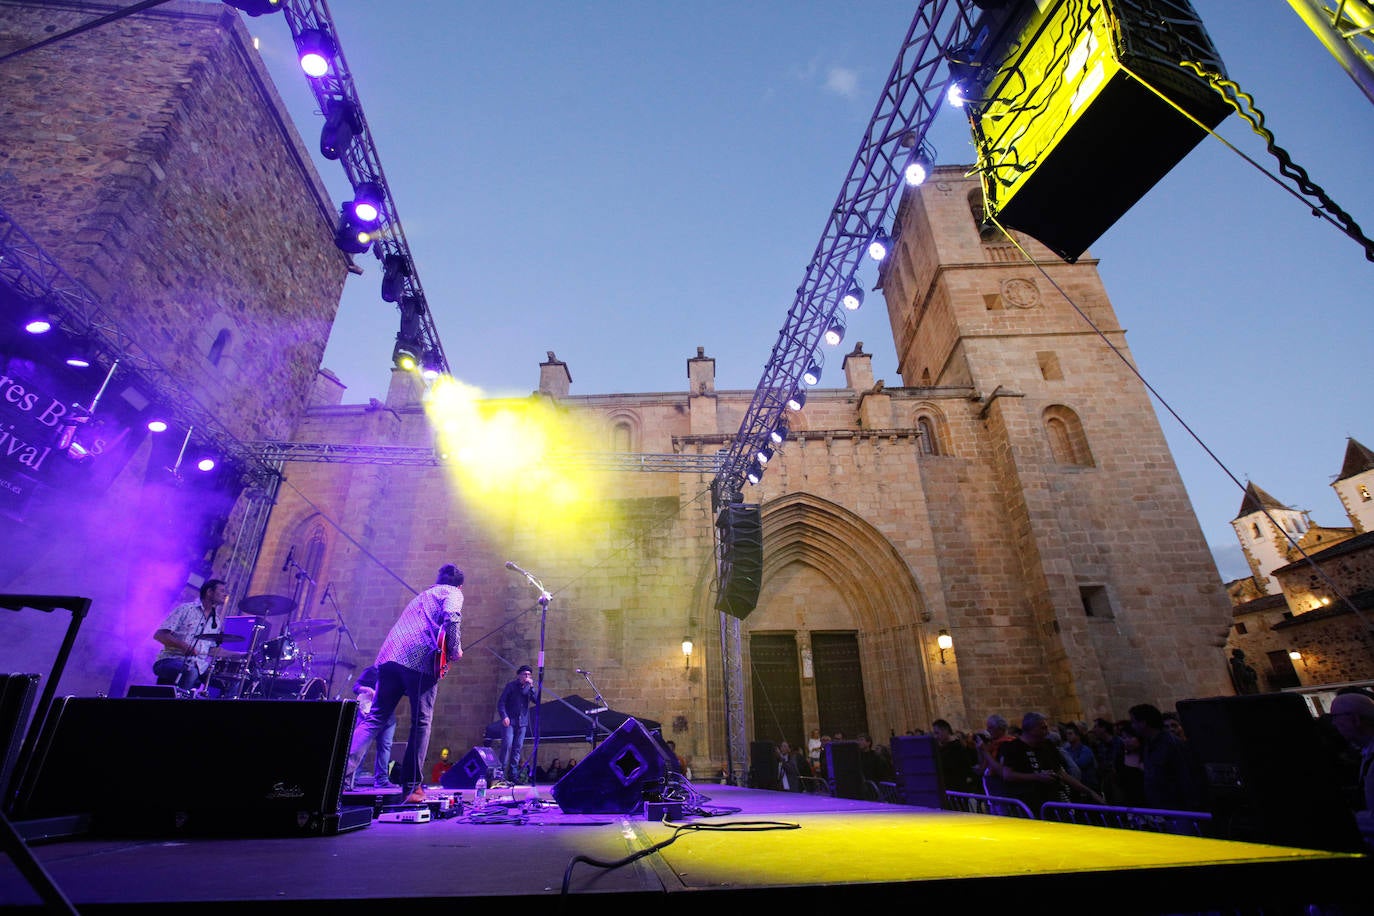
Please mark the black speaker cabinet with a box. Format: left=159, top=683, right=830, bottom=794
left=439, top=745, right=498, bottom=789
left=12, top=697, right=358, bottom=837
left=0, top=673, right=39, bottom=807
left=749, top=740, right=778, bottom=790
left=714, top=503, right=762, bottom=619
left=1177, top=693, right=1363, bottom=852
left=826, top=740, right=864, bottom=800
left=552, top=717, right=674, bottom=814
left=891, top=734, right=944, bottom=808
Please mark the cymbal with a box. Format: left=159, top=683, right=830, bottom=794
left=199, top=633, right=245, bottom=644
left=288, top=618, right=336, bottom=638
left=238, top=594, right=295, bottom=616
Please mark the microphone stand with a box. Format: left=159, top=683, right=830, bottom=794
left=320, top=583, right=358, bottom=698
left=509, top=565, right=552, bottom=797
left=577, top=669, right=610, bottom=749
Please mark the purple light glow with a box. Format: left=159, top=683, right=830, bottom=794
left=147, top=420, right=168, bottom=433
left=24, top=318, right=52, bottom=334
left=196, top=457, right=216, bottom=472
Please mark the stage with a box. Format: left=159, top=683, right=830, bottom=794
left=0, top=784, right=1364, bottom=913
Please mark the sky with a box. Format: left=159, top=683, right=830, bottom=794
left=244, top=1, right=1372, bottom=581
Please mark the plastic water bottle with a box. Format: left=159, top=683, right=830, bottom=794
left=475, top=776, right=487, bottom=803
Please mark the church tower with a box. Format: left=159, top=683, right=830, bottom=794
left=1230, top=482, right=1311, bottom=594
left=877, top=166, right=1233, bottom=716
left=1333, top=438, right=1374, bottom=533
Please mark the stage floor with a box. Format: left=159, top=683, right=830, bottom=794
left=1, top=785, right=1365, bottom=913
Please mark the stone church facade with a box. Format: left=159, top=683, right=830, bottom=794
left=255, top=167, right=1235, bottom=775
left=0, top=0, right=1236, bottom=778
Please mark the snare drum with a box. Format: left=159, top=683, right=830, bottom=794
left=207, top=656, right=252, bottom=698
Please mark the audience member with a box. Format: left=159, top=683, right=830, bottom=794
left=977, top=714, right=1015, bottom=794
left=1329, top=692, right=1374, bottom=849
left=995, top=712, right=1102, bottom=814
left=1129, top=703, right=1206, bottom=811
left=1060, top=723, right=1099, bottom=793
left=857, top=733, right=893, bottom=782
left=1090, top=718, right=1125, bottom=804
left=776, top=741, right=803, bottom=791
left=932, top=718, right=977, bottom=792
left=1115, top=723, right=1147, bottom=806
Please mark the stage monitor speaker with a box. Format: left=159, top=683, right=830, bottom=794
left=714, top=503, right=762, bottom=619
left=826, top=740, right=864, bottom=800
left=891, top=734, right=944, bottom=808
left=749, top=740, right=778, bottom=790
left=439, top=746, right=498, bottom=789
left=1177, top=693, right=1363, bottom=852
left=552, top=717, right=674, bottom=814
left=969, top=0, right=1232, bottom=261
left=12, top=697, right=358, bottom=837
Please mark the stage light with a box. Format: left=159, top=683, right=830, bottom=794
left=347, top=181, right=385, bottom=227
left=946, top=82, right=968, bottom=108
left=904, top=152, right=932, bottom=187
left=224, top=0, right=282, bottom=15
left=295, top=29, right=335, bottom=78
left=745, top=459, right=764, bottom=485
left=334, top=206, right=372, bottom=255
left=802, top=362, right=822, bottom=386
left=769, top=423, right=788, bottom=445
left=785, top=390, right=806, bottom=412
left=823, top=317, right=845, bottom=347
left=421, top=349, right=443, bottom=381
left=867, top=230, right=890, bottom=262
left=22, top=306, right=54, bottom=334
left=393, top=340, right=420, bottom=372
left=381, top=253, right=410, bottom=302
left=756, top=445, right=774, bottom=465
left=320, top=98, right=359, bottom=160
left=64, top=353, right=91, bottom=369
left=196, top=456, right=217, bottom=472
left=147, top=419, right=168, bottom=433
left=841, top=281, right=864, bottom=311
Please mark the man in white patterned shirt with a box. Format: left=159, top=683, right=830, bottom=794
left=152, top=579, right=228, bottom=691
left=344, top=564, right=464, bottom=804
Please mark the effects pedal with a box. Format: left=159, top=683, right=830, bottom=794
left=378, top=805, right=431, bottom=824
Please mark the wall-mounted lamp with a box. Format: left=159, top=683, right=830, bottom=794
left=937, top=629, right=953, bottom=665
left=682, top=636, right=694, bottom=670
left=1288, top=649, right=1307, bottom=668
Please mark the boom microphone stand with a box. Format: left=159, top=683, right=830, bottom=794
left=505, top=561, right=551, bottom=796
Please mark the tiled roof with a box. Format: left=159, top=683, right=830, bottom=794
left=1234, top=481, right=1290, bottom=520
left=1337, top=438, right=1374, bottom=482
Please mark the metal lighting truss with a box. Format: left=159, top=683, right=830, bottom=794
left=1288, top=0, right=1374, bottom=105
left=244, top=441, right=725, bottom=473
left=277, top=0, right=449, bottom=374
left=0, top=204, right=276, bottom=490
left=712, top=0, right=977, bottom=506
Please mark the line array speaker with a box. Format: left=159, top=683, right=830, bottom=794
left=715, top=503, right=762, bottom=619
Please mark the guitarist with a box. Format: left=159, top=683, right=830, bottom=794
left=344, top=564, right=464, bottom=804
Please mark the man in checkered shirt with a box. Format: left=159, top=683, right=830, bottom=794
left=344, top=564, right=464, bottom=803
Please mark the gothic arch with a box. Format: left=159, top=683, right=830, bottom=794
left=1043, top=404, right=1094, bottom=467
left=910, top=402, right=951, bottom=457
left=605, top=409, right=641, bottom=452
left=687, top=492, right=949, bottom=747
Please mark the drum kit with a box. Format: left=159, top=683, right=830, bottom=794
left=205, top=594, right=354, bottom=700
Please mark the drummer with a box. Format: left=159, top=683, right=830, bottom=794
left=152, top=578, right=229, bottom=691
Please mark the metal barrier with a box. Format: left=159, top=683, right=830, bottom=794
left=944, top=791, right=1035, bottom=819
left=1040, top=801, right=1212, bottom=836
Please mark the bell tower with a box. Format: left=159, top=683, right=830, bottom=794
left=877, top=166, right=1233, bottom=715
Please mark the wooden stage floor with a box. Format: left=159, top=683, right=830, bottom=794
left=1, top=784, right=1365, bottom=913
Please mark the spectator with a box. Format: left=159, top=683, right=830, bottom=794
left=1329, top=692, right=1374, bottom=849
left=1129, top=703, right=1206, bottom=811
left=932, top=718, right=977, bottom=792
left=996, top=712, right=1102, bottom=814
left=857, top=733, right=893, bottom=782
left=1116, top=723, right=1147, bottom=806
left=1061, top=723, right=1099, bottom=793
left=776, top=740, right=803, bottom=792
left=977, top=714, right=1015, bottom=794
left=1090, top=718, right=1124, bottom=804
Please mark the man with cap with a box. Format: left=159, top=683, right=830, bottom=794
left=496, top=664, right=536, bottom=784
left=344, top=563, right=464, bottom=805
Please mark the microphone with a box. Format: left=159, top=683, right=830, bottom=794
left=281, top=545, right=295, bottom=572
left=319, top=583, right=329, bottom=605
left=576, top=668, right=588, bottom=675
left=505, top=560, right=530, bottom=576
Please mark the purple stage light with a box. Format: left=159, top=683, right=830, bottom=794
left=296, top=29, right=334, bottom=78
left=24, top=317, right=52, bottom=334
left=196, top=457, right=216, bottom=472
left=147, top=420, right=168, bottom=433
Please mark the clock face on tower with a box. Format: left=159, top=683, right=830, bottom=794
left=1002, top=278, right=1041, bottom=309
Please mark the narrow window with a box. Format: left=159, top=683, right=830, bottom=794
left=208, top=328, right=231, bottom=366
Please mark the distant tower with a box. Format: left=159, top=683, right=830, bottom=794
left=1333, top=438, right=1374, bottom=533
left=1231, top=483, right=1310, bottom=594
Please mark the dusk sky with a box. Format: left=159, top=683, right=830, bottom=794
left=244, top=1, right=1372, bottom=579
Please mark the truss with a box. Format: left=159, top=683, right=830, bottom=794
left=245, top=441, right=725, bottom=473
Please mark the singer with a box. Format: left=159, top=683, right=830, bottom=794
left=495, top=664, right=536, bottom=784
left=151, top=578, right=228, bottom=691
left=343, top=563, right=464, bottom=805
